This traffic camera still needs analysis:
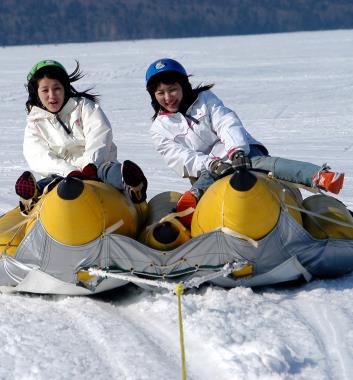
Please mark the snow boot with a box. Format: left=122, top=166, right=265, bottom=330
left=176, top=190, right=200, bottom=228
left=312, top=169, right=344, bottom=194
left=15, top=171, right=39, bottom=214
left=122, top=160, right=148, bottom=203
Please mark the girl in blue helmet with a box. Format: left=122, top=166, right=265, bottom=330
left=145, top=58, right=344, bottom=228
left=16, top=59, right=147, bottom=213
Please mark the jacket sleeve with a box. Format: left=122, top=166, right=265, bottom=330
left=206, top=92, right=251, bottom=155
left=74, top=99, right=115, bottom=169
left=151, top=127, right=210, bottom=178
left=23, top=122, right=77, bottom=177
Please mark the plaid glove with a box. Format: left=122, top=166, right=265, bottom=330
left=208, top=159, right=233, bottom=176
left=231, top=151, right=252, bottom=170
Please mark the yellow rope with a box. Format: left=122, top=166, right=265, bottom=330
left=175, top=283, right=187, bottom=380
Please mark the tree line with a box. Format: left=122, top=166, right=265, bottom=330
left=1, top=0, right=353, bottom=46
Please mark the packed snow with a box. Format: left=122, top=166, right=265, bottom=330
left=1, top=29, right=353, bottom=379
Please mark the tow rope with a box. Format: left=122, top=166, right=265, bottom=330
left=175, top=283, right=187, bottom=380
left=88, top=261, right=248, bottom=380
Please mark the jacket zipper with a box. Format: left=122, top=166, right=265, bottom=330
left=56, top=115, right=72, bottom=135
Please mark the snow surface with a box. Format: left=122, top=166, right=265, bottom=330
left=1, top=29, right=353, bottom=379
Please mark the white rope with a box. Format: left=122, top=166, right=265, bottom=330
left=286, top=203, right=353, bottom=229
left=0, top=209, right=38, bottom=235
left=88, top=268, right=176, bottom=291
left=1, top=225, right=24, bottom=256
left=0, top=211, right=39, bottom=256
left=88, top=260, right=249, bottom=291
left=261, top=175, right=353, bottom=230
left=264, top=172, right=320, bottom=194
left=183, top=261, right=249, bottom=289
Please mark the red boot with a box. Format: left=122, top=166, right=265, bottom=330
left=176, top=191, right=198, bottom=228
left=312, top=171, right=344, bottom=194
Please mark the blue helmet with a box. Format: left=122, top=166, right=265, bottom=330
left=145, top=58, right=187, bottom=86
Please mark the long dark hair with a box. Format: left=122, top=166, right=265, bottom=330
left=25, top=60, right=99, bottom=113
left=146, top=71, right=214, bottom=120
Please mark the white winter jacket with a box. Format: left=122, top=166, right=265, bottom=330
left=150, top=90, right=264, bottom=178
left=24, top=97, right=117, bottom=177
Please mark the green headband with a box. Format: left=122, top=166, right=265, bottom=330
left=27, top=60, right=67, bottom=82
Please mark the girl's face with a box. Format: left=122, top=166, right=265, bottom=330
left=37, top=77, right=65, bottom=113
left=154, top=82, right=183, bottom=113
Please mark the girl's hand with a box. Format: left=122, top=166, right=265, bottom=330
left=231, top=151, right=251, bottom=170
left=208, top=159, right=233, bottom=176
left=67, top=164, right=98, bottom=179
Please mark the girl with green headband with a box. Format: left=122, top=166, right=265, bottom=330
left=15, top=60, right=147, bottom=214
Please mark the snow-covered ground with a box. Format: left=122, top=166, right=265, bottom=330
left=1, top=29, right=353, bottom=379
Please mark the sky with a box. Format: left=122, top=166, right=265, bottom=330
left=0, top=29, right=353, bottom=379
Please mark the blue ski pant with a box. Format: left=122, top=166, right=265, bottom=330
left=36, top=161, right=124, bottom=194
left=191, top=145, right=321, bottom=196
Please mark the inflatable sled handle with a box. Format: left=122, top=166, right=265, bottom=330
left=159, top=207, right=194, bottom=223
left=102, top=219, right=124, bottom=235
left=218, top=226, right=258, bottom=247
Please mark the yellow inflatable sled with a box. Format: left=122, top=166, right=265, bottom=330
left=1, top=169, right=353, bottom=295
